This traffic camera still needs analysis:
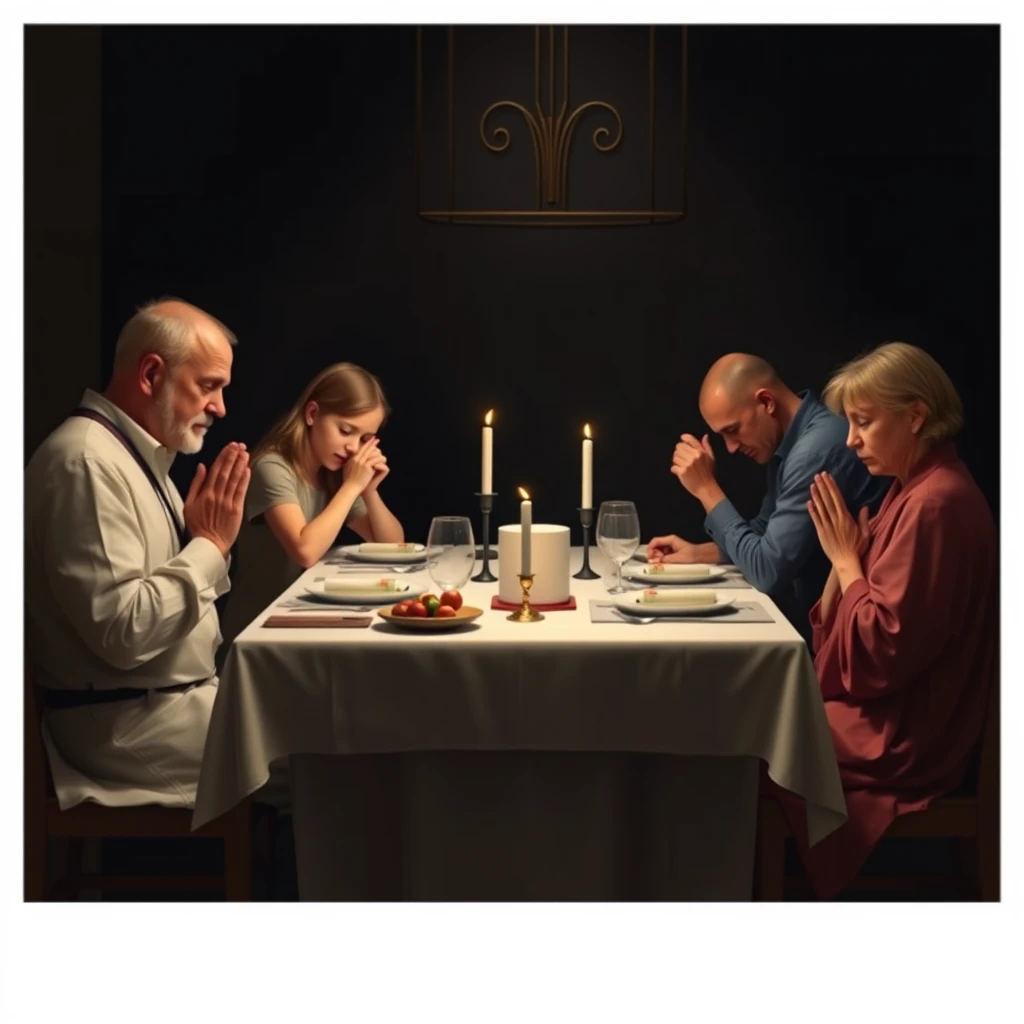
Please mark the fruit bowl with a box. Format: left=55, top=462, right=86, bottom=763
left=377, top=604, right=483, bottom=630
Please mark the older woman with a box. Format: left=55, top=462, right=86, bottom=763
left=779, top=342, right=997, bottom=899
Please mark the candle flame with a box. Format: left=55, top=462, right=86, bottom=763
left=583, top=423, right=592, bottom=439
left=518, top=486, right=530, bottom=500
left=484, top=409, right=494, bottom=426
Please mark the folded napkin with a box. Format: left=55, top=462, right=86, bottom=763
left=358, top=543, right=421, bottom=553
left=262, top=615, right=372, bottom=628
left=638, top=588, right=717, bottom=606
left=643, top=564, right=713, bottom=577
left=323, top=578, right=403, bottom=593
left=491, top=595, right=577, bottom=611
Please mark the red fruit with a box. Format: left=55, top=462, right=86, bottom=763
left=406, top=601, right=428, bottom=618
left=439, top=590, right=463, bottom=611
left=391, top=601, right=411, bottom=618
left=435, top=605, right=457, bottom=618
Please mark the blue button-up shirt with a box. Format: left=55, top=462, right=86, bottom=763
left=705, top=391, right=891, bottom=631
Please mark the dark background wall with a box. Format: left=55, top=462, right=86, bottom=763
left=30, top=24, right=1000, bottom=545
left=24, top=26, right=101, bottom=462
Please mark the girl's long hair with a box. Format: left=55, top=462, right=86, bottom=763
left=251, top=362, right=390, bottom=492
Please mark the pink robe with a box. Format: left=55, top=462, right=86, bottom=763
left=773, top=441, right=997, bottom=899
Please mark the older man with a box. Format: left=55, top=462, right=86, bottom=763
left=648, top=353, right=889, bottom=639
left=25, top=298, right=250, bottom=809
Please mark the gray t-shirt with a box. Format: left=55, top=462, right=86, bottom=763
left=219, top=453, right=368, bottom=650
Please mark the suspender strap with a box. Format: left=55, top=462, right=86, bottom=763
left=70, top=407, right=190, bottom=551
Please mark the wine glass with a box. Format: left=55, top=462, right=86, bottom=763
left=596, top=501, right=641, bottom=594
left=426, top=516, right=476, bottom=592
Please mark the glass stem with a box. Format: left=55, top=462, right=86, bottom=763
left=615, top=560, right=623, bottom=591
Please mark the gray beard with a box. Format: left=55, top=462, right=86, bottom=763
left=155, top=383, right=207, bottom=455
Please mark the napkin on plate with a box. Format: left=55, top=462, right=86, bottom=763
left=637, top=588, right=718, bottom=606
left=642, top=564, right=713, bottom=577
left=323, top=578, right=403, bottom=593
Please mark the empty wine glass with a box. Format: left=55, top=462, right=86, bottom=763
left=596, top=501, right=641, bottom=594
left=426, top=516, right=476, bottom=592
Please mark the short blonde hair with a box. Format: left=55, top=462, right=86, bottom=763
left=822, top=341, right=964, bottom=444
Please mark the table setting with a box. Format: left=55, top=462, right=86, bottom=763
left=193, top=412, right=846, bottom=900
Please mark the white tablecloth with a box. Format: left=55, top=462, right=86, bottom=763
left=194, top=548, right=846, bottom=898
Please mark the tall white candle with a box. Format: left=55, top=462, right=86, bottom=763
left=582, top=423, right=593, bottom=508
left=481, top=409, right=494, bottom=493
left=518, top=486, right=532, bottom=575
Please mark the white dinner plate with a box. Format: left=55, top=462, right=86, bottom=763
left=623, top=564, right=731, bottom=585
left=336, top=543, right=427, bottom=564
left=613, top=592, right=738, bottom=618
left=302, top=580, right=412, bottom=605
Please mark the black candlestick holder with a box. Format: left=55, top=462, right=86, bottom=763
left=472, top=492, right=498, bottom=582
left=573, top=506, right=600, bottom=579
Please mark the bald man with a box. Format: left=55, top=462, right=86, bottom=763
left=25, top=297, right=250, bottom=811
left=648, top=354, right=889, bottom=639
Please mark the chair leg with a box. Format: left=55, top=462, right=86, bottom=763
left=223, top=808, right=253, bottom=902
left=252, top=806, right=277, bottom=899
left=977, top=826, right=1000, bottom=902
left=952, top=838, right=975, bottom=898
left=756, top=802, right=787, bottom=902
left=24, top=814, right=47, bottom=902
left=63, top=838, right=85, bottom=900
left=45, top=839, right=83, bottom=902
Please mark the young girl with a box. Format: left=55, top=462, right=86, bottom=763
left=220, top=362, right=404, bottom=651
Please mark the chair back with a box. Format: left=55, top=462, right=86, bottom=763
left=977, top=672, right=999, bottom=811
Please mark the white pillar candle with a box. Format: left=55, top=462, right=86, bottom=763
left=518, top=486, right=532, bottom=575
left=582, top=423, right=593, bottom=508
left=481, top=409, right=494, bottom=493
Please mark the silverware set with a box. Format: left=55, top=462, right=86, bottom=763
left=612, top=611, right=660, bottom=624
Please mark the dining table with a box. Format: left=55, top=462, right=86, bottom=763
left=193, top=546, right=846, bottom=900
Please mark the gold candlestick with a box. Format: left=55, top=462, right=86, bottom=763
left=507, top=573, right=545, bottom=622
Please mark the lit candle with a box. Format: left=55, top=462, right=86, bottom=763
left=481, top=409, right=494, bottom=494
left=582, top=423, right=593, bottom=509
left=518, top=486, right=532, bottom=575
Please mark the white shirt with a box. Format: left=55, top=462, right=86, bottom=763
left=25, top=389, right=230, bottom=691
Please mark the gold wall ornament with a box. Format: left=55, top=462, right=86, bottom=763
left=478, top=27, right=624, bottom=208
left=416, top=25, right=688, bottom=227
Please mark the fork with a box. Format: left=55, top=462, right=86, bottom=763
left=612, top=610, right=658, bottom=624
left=611, top=608, right=740, bottom=624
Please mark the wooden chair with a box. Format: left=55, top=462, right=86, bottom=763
left=24, top=665, right=255, bottom=901
left=755, top=677, right=1000, bottom=901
